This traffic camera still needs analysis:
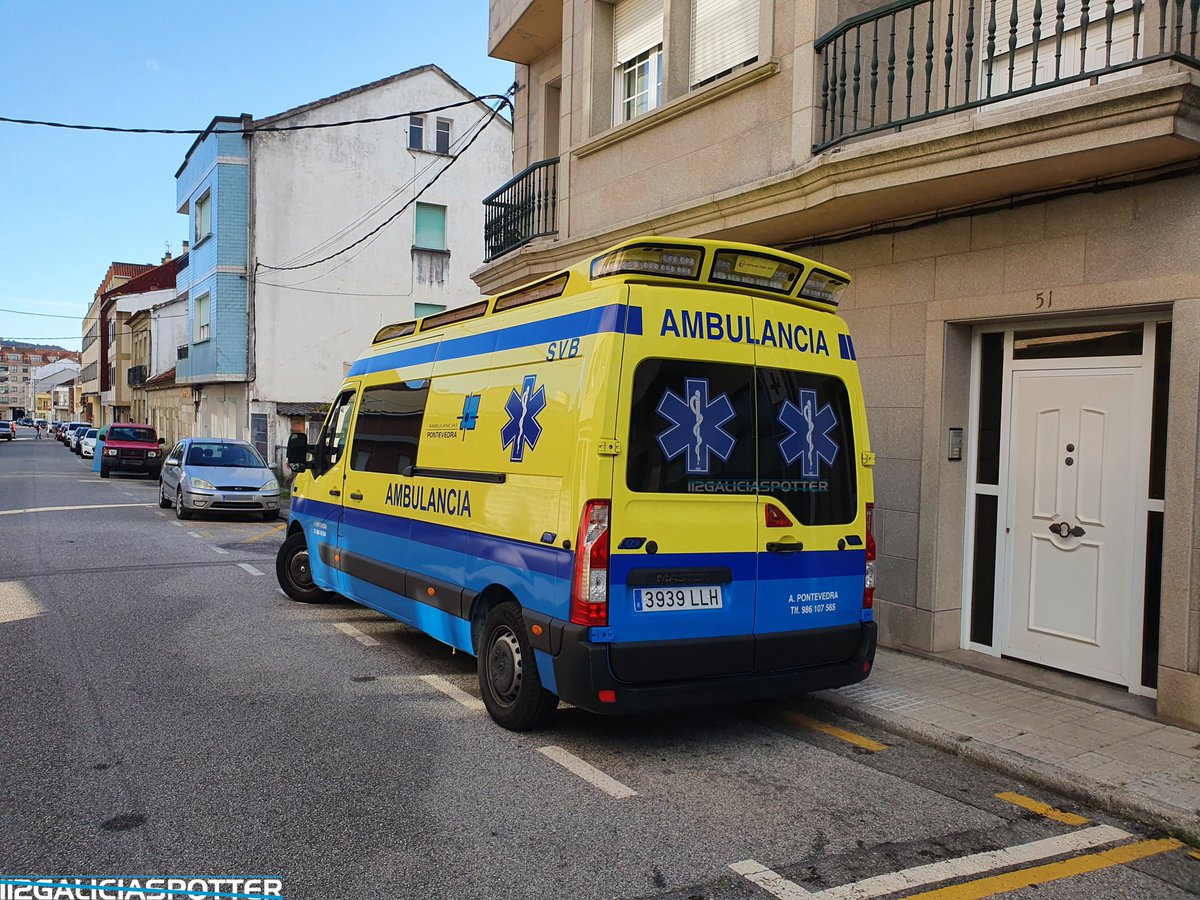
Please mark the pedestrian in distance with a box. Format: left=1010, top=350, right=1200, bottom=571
left=34, top=424, right=42, bottom=439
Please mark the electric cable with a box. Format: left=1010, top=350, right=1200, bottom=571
left=257, top=93, right=510, bottom=272
left=273, top=101, right=500, bottom=268
left=0, top=95, right=512, bottom=135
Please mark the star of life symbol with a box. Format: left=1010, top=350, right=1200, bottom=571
left=779, top=388, right=839, bottom=477
left=501, top=374, right=546, bottom=462
left=458, top=393, right=480, bottom=439
left=656, top=377, right=737, bottom=474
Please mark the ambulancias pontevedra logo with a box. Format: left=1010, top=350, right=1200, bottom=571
left=0, top=875, right=283, bottom=899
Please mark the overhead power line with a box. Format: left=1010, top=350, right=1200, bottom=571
left=257, top=92, right=511, bottom=273
left=0, top=95, right=513, bottom=135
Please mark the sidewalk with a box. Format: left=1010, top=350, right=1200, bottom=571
left=815, top=648, right=1200, bottom=844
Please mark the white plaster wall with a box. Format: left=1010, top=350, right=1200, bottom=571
left=150, top=298, right=189, bottom=377
left=250, top=67, right=514, bottom=407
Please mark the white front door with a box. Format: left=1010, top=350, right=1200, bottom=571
left=1005, top=368, right=1139, bottom=685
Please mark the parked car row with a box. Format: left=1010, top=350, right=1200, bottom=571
left=51, top=421, right=281, bottom=523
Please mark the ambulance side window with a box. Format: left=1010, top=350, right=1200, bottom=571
left=313, top=390, right=357, bottom=476
left=350, top=380, right=430, bottom=474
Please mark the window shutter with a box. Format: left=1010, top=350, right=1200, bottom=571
left=414, top=203, right=447, bottom=251
left=690, top=0, right=759, bottom=86
left=613, top=0, right=664, bottom=65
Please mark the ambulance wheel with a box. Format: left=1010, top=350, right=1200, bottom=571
left=276, top=531, right=334, bottom=603
left=175, top=487, right=193, bottom=520
left=478, top=602, right=557, bottom=731
left=158, top=481, right=172, bottom=508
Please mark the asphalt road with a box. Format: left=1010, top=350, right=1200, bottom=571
left=1, top=426, right=1196, bottom=899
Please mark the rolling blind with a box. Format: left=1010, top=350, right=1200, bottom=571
left=613, top=0, right=664, bottom=65
left=691, top=0, right=759, bottom=86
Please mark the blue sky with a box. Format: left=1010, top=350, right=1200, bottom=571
left=0, top=1, right=514, bottom=350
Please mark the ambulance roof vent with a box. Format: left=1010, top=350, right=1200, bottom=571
left=419, top=300, right=489, bottom=333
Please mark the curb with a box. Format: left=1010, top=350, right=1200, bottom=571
left=813, top=692, right=1200, bottom=847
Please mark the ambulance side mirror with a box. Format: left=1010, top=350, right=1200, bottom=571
left=286, top=432, right=309, bottom=471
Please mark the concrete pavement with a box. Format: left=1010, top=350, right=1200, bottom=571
left=816, top=648, right=1200, bottom=844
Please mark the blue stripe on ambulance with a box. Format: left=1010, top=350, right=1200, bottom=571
left=348, top=303, right=642, bottom=377
left=295, top=496, right=864, bottom=648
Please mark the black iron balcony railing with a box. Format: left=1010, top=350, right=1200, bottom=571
left=483, top=157, right=559, bottom=262
left=815, top=0, right=1200, bottom=152
left=177, top=344, right=189, bottom=360
left=127, top=365, right=146, bottom=387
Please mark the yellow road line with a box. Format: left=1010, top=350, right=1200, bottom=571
left=1189, top=849, right=1200, bottom=860
left=995, top=791, right=1090, bottom=826
left=784, top=711, right=888, bottom=752
left=240, top=522, right=286, bottom=543
left=903, top=838, right=1184, bottom=899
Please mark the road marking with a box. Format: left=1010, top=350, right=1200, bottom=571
left=420, top=674, right=486, bottom=711
left=242, top=522, right=287, bottom=542
left=784, top=711, right=888, bottom=752
left=187, top=531, right=203, bottom=539
left=902, top=837, right=1184, bottom=899
left=995, top=791, right=1089, bottom=826
left=1190, top=849, right=1200, bottom=861
left=538, top=746, right=637, bottom=799
left=730, top=861, right=811, bottom=900
left=172, top=521, right=183, bottom=527
left=333, top=622, right=380, bottom=647
left=731, top=824, right=1132, bottom=899
left=0, top=502, right=154, bottom=517
left=237, top=563, right=264, bottom=576
left=209, top=545, right=229, bottom=555
left=153, top=510, right=165, bottom=516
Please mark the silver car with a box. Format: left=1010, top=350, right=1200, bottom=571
left=159, top=438, right=281, bottom=521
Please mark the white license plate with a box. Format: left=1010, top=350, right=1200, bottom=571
left=634, top=585, right=724, bottom=612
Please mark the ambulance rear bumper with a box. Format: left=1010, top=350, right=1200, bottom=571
left=546, top=620, right=877, bottom=715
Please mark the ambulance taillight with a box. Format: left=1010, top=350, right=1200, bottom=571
left=570, top=500, right=610, bottom=626
left=864, top=503, right=876, bottom=610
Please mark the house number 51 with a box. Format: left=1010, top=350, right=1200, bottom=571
left=1035, top=290, right=1054, bottom=309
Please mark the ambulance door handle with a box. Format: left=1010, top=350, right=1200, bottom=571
left=329, top=488, right=341, bottom=498
left=349, top=491, right=363, bottom=501
left=766, top=541, right=804, bottom=553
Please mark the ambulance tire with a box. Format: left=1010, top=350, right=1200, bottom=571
left=276, top=531, right=334, bottom=604
left=478, top=602, right=557, bottom=731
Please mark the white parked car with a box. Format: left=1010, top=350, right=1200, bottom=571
left=80, top=428, right=99, bottom=458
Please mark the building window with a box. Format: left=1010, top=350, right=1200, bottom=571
left=435, top=118, right=452, bottom=154
left=251, top=413, right=268, bottom=461
left=414, top=203, right=447, bottom=251
left=195, top=190, right=212, bottom=243
left=408, top=115, right=424, bottom=151
left=690, top=0, right=760, bottom=87
left=613, top=0, right=664, bottom=124
left=195, top=293, right=211, bottom=342
left=414, top=302, right=446, bottom=319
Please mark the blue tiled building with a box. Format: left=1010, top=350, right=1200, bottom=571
left=174, top=116, right=251, bottom=439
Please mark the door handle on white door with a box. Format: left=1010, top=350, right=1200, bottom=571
left=1048, top=522, right=1087, bottom=538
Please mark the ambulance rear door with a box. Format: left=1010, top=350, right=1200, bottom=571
left=607, top=283, right=760, bottom=682
left=751, top=295, right=868, bottom=670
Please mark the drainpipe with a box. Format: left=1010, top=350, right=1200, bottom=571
left=243, top=113, right=256, bottom=435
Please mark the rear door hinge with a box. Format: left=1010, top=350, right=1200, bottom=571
left=861, top=451, right=876, bottom=467
left=597, top=439, right=622, bottom=456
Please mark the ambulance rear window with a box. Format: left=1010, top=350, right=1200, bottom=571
left=626, top=360, right=857, bottom=525
left=756, top=368, right=857, bottom=525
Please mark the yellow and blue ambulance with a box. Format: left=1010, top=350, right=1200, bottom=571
left=278, top=237, right=876, bottom=730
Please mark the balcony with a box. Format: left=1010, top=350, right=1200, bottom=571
left=489, top=0, right=562, bottom=64
left=482, top=157, right=559, bottom=262
left=815, top=0, right=1200, bottom=152
left=127, top=365, right=146, bottom=387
